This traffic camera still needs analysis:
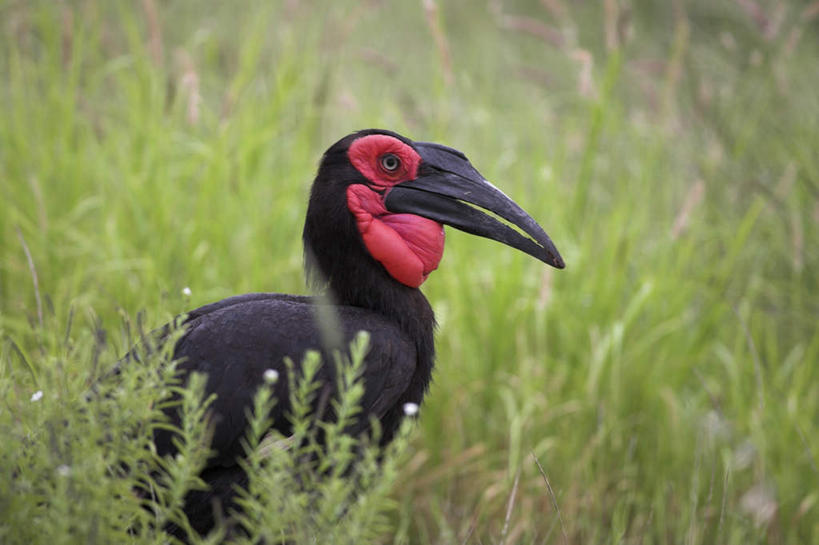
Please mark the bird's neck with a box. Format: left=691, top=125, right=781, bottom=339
left=304, top=239, right=437, bottom=405
left=323, top=254, right=436, bottom=346
left=334, top=272, right=437, bottom=416
left=331, top=270, right=436, bottom=344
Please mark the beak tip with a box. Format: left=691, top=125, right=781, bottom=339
left=542, top=243, right=565, bottom=269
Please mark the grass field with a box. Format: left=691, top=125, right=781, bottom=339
left=2, top=1, right=818, bottom=543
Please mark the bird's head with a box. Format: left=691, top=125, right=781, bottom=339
left=304, top=129, right=564, bottom=291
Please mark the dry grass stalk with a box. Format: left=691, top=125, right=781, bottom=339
left=500, top=15, right=565, bottom=49
left=671, top=179, right=705, bottom=239
left=16, top=226, right=43, bottom=329
left=791, top=212, right=803, bottom=273
left=459, top=504, right=481, bottom=545
left=498, top=468, right=520, bottom=545
left=783, top=26, right=802, bottom=58
left=570, top=48, right=594, bottom=98
left=540, top=0, right=569, bottom=20
left=321, top=1, right=375, bottom=53
left=804, top=2, right=819, bottom=21
left=514, top=66, right=557, bottom=89
left=736, top=0, right=786, bottom=40
left=733, top=305, right=765, bottom=411
left=717, top=467, right=730, bottom=540
left=61, top=3, right=73, bottom=68
left=422, top=0, right=454, bottom=86
left=357, top=47, right=399, bottom=76
left=630, top=59, right=666, bottom=77
left=740, top=483, right=778, bottom=528
left=767, top=3, right=787, bottom=40
left=494, top=4, right=603, bottom=102
left=27, top=175, right=47, bottom=233
left=603, top=0, right=619, bottom=51
left=141, top=0, right=163, bottom=66
left=337, top=90, right=360, bottom=113
left=532, top=452, right=569, bottom=545
left=176, top=50, right=201, bottom=126
left=736, top=0, right=768, bottom=30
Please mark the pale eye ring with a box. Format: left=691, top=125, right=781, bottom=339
left=380, top=153, right=401, bottom=172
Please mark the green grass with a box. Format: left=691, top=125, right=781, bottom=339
left=2, top=0, right=818, bottom=543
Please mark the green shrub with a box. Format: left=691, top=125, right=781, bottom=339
left=0, top=322, right=409, bottom=544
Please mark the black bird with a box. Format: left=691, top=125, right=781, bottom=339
left=142, top=129, right=564, bottom=535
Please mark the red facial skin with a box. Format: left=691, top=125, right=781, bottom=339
left=346, top=135, right=445, bottom=288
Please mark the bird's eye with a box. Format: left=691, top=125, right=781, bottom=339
left=380, top=153, right=401, bottom=172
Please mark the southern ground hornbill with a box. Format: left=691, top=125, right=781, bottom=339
left=135, top=129, right=564, bottom=536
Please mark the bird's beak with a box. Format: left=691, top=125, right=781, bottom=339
left=384, top=142, right=565, bottom=269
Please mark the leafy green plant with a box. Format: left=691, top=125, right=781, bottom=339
left=0, top=315, right=409, bottom=544
left=233, top=332, right=412, bottom=545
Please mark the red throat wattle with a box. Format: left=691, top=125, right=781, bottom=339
left=346, top=135, right=445, bottom=288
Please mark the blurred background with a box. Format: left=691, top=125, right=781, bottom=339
left=2, top=0, right=818, bottom=543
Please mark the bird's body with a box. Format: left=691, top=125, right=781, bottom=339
left=155, top=292, right=432, bottom=537
left=133, top=129, right=564, bottom=537
left=156, top=291, right=430, bottom=463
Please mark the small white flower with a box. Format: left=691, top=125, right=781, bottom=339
left=182, top=286, right=192, bottom=297
left=30, top=390, right=43, bottom=402
left=57, top=465, right=71, bottom=477
left=402, top=402, right=419, bottom=416
left=263, top=369, right=279, bottom=383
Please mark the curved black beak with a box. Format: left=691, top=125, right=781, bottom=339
left=384, top=141, right=565, bottom=269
